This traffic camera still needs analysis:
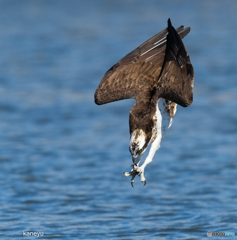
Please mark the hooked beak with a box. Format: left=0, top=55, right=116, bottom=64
left=132, top=155, right=142, bottom=164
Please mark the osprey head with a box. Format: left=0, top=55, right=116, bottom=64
left=129, top=129, right=148, bottom=158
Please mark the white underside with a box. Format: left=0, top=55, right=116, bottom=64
left=143, top=98, right=175, bottom=162
left=133, top=98, right=176, bottom=182
left=124, top=98, right=177, bottom=184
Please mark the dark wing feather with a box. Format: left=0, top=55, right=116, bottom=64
left=94, top=25, right=190, bottom=105
left=156, top=19, right=194, bottom=107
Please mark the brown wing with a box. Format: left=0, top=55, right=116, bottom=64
left=94, top=24, right=191, bottom=105
left=156, top=19, right=194, bottom=107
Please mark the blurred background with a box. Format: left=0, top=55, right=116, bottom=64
left=0, top=0, right=237, bottom=239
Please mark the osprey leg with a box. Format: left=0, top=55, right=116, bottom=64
left=136, top=136, right=162, bottom=184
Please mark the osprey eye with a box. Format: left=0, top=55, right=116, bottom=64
left=138, top=149, right=142, bottom=154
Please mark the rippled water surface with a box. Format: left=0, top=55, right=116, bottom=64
left=1, top=0, right=237, bottom=239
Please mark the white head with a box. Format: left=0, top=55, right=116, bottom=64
left=129, top=129, right=147, bottom=158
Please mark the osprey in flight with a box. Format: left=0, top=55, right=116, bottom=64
left=94, top=19, right=194, bottom=187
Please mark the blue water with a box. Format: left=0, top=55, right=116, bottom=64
left=0, top=0, right=237, bottom=239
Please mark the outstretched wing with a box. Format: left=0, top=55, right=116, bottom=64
left=94, top=24, right=190, bottom=105
left=156, top=19, right=194, bottom=107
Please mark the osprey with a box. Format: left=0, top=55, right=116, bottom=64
left=94, top=19, right=194, bottom=187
